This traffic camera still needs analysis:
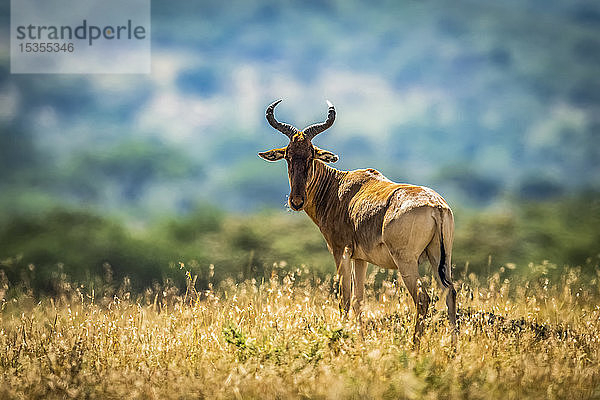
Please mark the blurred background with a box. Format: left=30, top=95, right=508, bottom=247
left=0, top=0, right=599, bottom=297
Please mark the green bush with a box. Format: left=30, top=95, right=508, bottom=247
left=0, top=209, right=183, bottom=295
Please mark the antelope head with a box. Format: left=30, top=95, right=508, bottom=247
left=258, top=99, right=338, bottom=211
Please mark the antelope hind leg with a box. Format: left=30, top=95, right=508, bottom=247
left=390, top=252, right=430, bottom=349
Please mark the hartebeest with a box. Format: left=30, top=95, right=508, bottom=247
left=258, top=99, right=457, bottom=344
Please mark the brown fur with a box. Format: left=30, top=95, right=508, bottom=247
left=304, top=161, right=450, bottom=262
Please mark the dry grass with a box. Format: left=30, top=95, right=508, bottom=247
left=1, top=264, right=600, bottom=399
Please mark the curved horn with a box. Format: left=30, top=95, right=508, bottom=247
left=303, top=100, right=336, bottom=140
left=266, top=99, right=298, bottom=139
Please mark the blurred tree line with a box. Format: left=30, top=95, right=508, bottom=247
left=1, top=193, right=598, bottom=298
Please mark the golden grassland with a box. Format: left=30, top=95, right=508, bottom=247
left=1, top=264, right=600, bottom=399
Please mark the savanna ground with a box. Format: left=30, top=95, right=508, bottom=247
left=1, top=263, right=599, bottom=399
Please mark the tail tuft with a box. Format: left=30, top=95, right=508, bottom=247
left=439, top=231, right=450, bottom=287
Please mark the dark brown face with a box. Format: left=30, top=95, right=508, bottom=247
left=258, top=100, right=339, bottom=211
left=285, top=134, right=315, bottom=210
left=259, top=135, right=338, bottom=211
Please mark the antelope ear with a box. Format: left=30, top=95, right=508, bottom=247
left=314, top=147, right=338, bottom=163
left=258, top=147, right=286, bottom=162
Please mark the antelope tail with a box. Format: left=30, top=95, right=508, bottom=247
left=439, top=231, right=450, bottom=287
left=437, top=208, right=452, bottom=288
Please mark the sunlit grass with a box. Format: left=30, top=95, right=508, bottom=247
left=1, top=264, right=599, bottom=399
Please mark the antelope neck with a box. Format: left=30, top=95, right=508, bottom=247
left=304, top=160, right=346, bottom=226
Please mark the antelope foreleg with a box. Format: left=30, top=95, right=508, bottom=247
left=336, top=246, right=353, bottom=317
